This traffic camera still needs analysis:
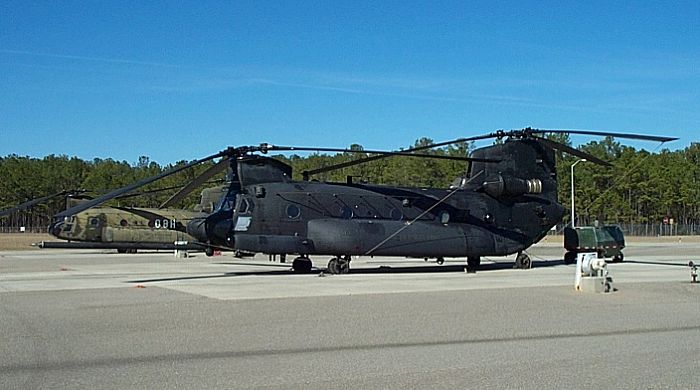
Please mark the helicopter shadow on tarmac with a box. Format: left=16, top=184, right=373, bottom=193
left=127, top=258, right=566, bottom=284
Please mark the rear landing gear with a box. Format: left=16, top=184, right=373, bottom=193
left=292, top=256, right=313, bottom=273
left=514, top=251, right=531, bottom=269
left=564, top=251, right=577, bottom=265
left=466, top=256, right=480, bottom=273
left=327, top=256, right=351, bottom=274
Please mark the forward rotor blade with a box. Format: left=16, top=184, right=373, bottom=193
left=0, top=190, right=71, bottom=218
left=159, top=157, right=230, bottom=209
left=525, top=128, right=678, bottom=143
left=531, top=135, right=612, bottom=166
left=54, top=151, right=225, bottom=218
left=114, top=184, right=196, bottom=200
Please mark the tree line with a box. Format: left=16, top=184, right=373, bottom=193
left=1, top=137, right=698, bottom=231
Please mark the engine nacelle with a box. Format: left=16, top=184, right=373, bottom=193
left=481, top=174, right=543, bottom=198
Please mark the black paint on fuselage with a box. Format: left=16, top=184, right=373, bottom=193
left=227, top=138, right=566, bottom=258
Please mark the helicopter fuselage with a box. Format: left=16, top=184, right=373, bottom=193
left=231, top=181, right=564, bottom=257
left=50, top=206, right=205, bottom=244
left=226, top=138, right=565, bottom=259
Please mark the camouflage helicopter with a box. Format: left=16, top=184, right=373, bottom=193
left=46, top=184, right=230, bottom=253
left=2, top=182, right=232, bottom=254
left=55, top=128, right=676, bottom=271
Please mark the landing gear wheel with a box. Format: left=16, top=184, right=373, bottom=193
left=612, top=253, right=624, bottom=263
left=436, top=257, right=445, bottom=265
left=117, top=248, right=127, bottom=254
left=514, top=253, right=531, bottom=269
left=292, top=257, right=313, bottom=273
left=604, top=279, right=613, bottom=293
left=327, top=257, right=339, bottom=274
left=205, top=247, right=214, bottom=257
left=327, top=256, right=350, bottom=274
left=466, top=256, right=480, bottom=273
left=563, top=251, right=577, bottom=265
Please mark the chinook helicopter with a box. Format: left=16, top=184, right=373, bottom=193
left=2, top=183, right=231, bottom=254
left=54, top=128, right=676, bottom=272
left=46, top=184, right=230, bottom=253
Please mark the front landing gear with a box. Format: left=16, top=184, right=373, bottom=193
left=327, top=256, right=351, bottom=274
left=514, top=251, right=531, bottom=269
left=292, top=256, right=313, bottom=273
left=466, top=256, right=480, bottom=273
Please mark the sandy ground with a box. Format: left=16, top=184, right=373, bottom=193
left=0, top=233, right=53, bottom=250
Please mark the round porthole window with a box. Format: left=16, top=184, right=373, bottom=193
left=286, top=204, right=301, bottom=219
left=389, top=208, right=403, bottom=220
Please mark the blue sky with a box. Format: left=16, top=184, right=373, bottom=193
left=1, top=1, right=698, bottom=165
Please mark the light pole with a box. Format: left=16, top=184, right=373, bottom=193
left=570, top=158, right=587, bottom=228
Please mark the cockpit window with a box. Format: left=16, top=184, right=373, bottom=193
left=217, top=191, right=238, bottom=212
left=237, top=197, right=253, bottom=214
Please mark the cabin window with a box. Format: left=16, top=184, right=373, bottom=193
left=89, top=217, right=100, bottom=226
left=120, top=219, right=128, bottom=227
left=389, top=208, right=403, bottom=220
left=286, top=204, right=301, bottom=219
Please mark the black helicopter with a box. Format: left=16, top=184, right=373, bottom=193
left=54, top=128, right=676, bottom=273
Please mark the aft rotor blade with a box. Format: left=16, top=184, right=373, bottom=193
left=531, top=135, right=612, bottom=166
left=159, top=157, right=230, bottom=209
left=525, top=128, right=678, bottom=143
left=273, top=145, right=499, bottom=164
left=54, top=151, right=225, bottom=218
left=0, top=190, right=72, bottom=218
left=279, top=134, right=499, bottom=178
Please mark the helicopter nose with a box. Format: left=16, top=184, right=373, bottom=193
left=186, top=217, right=209, bottom=243
left=48, top=220, right=64, bottom=238
left=210, top=219, right=232, bottom=243
left=186, top=212, right=234, bottom=247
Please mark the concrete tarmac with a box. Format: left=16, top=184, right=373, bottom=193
left=1, top=240, right=699, bottom=389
